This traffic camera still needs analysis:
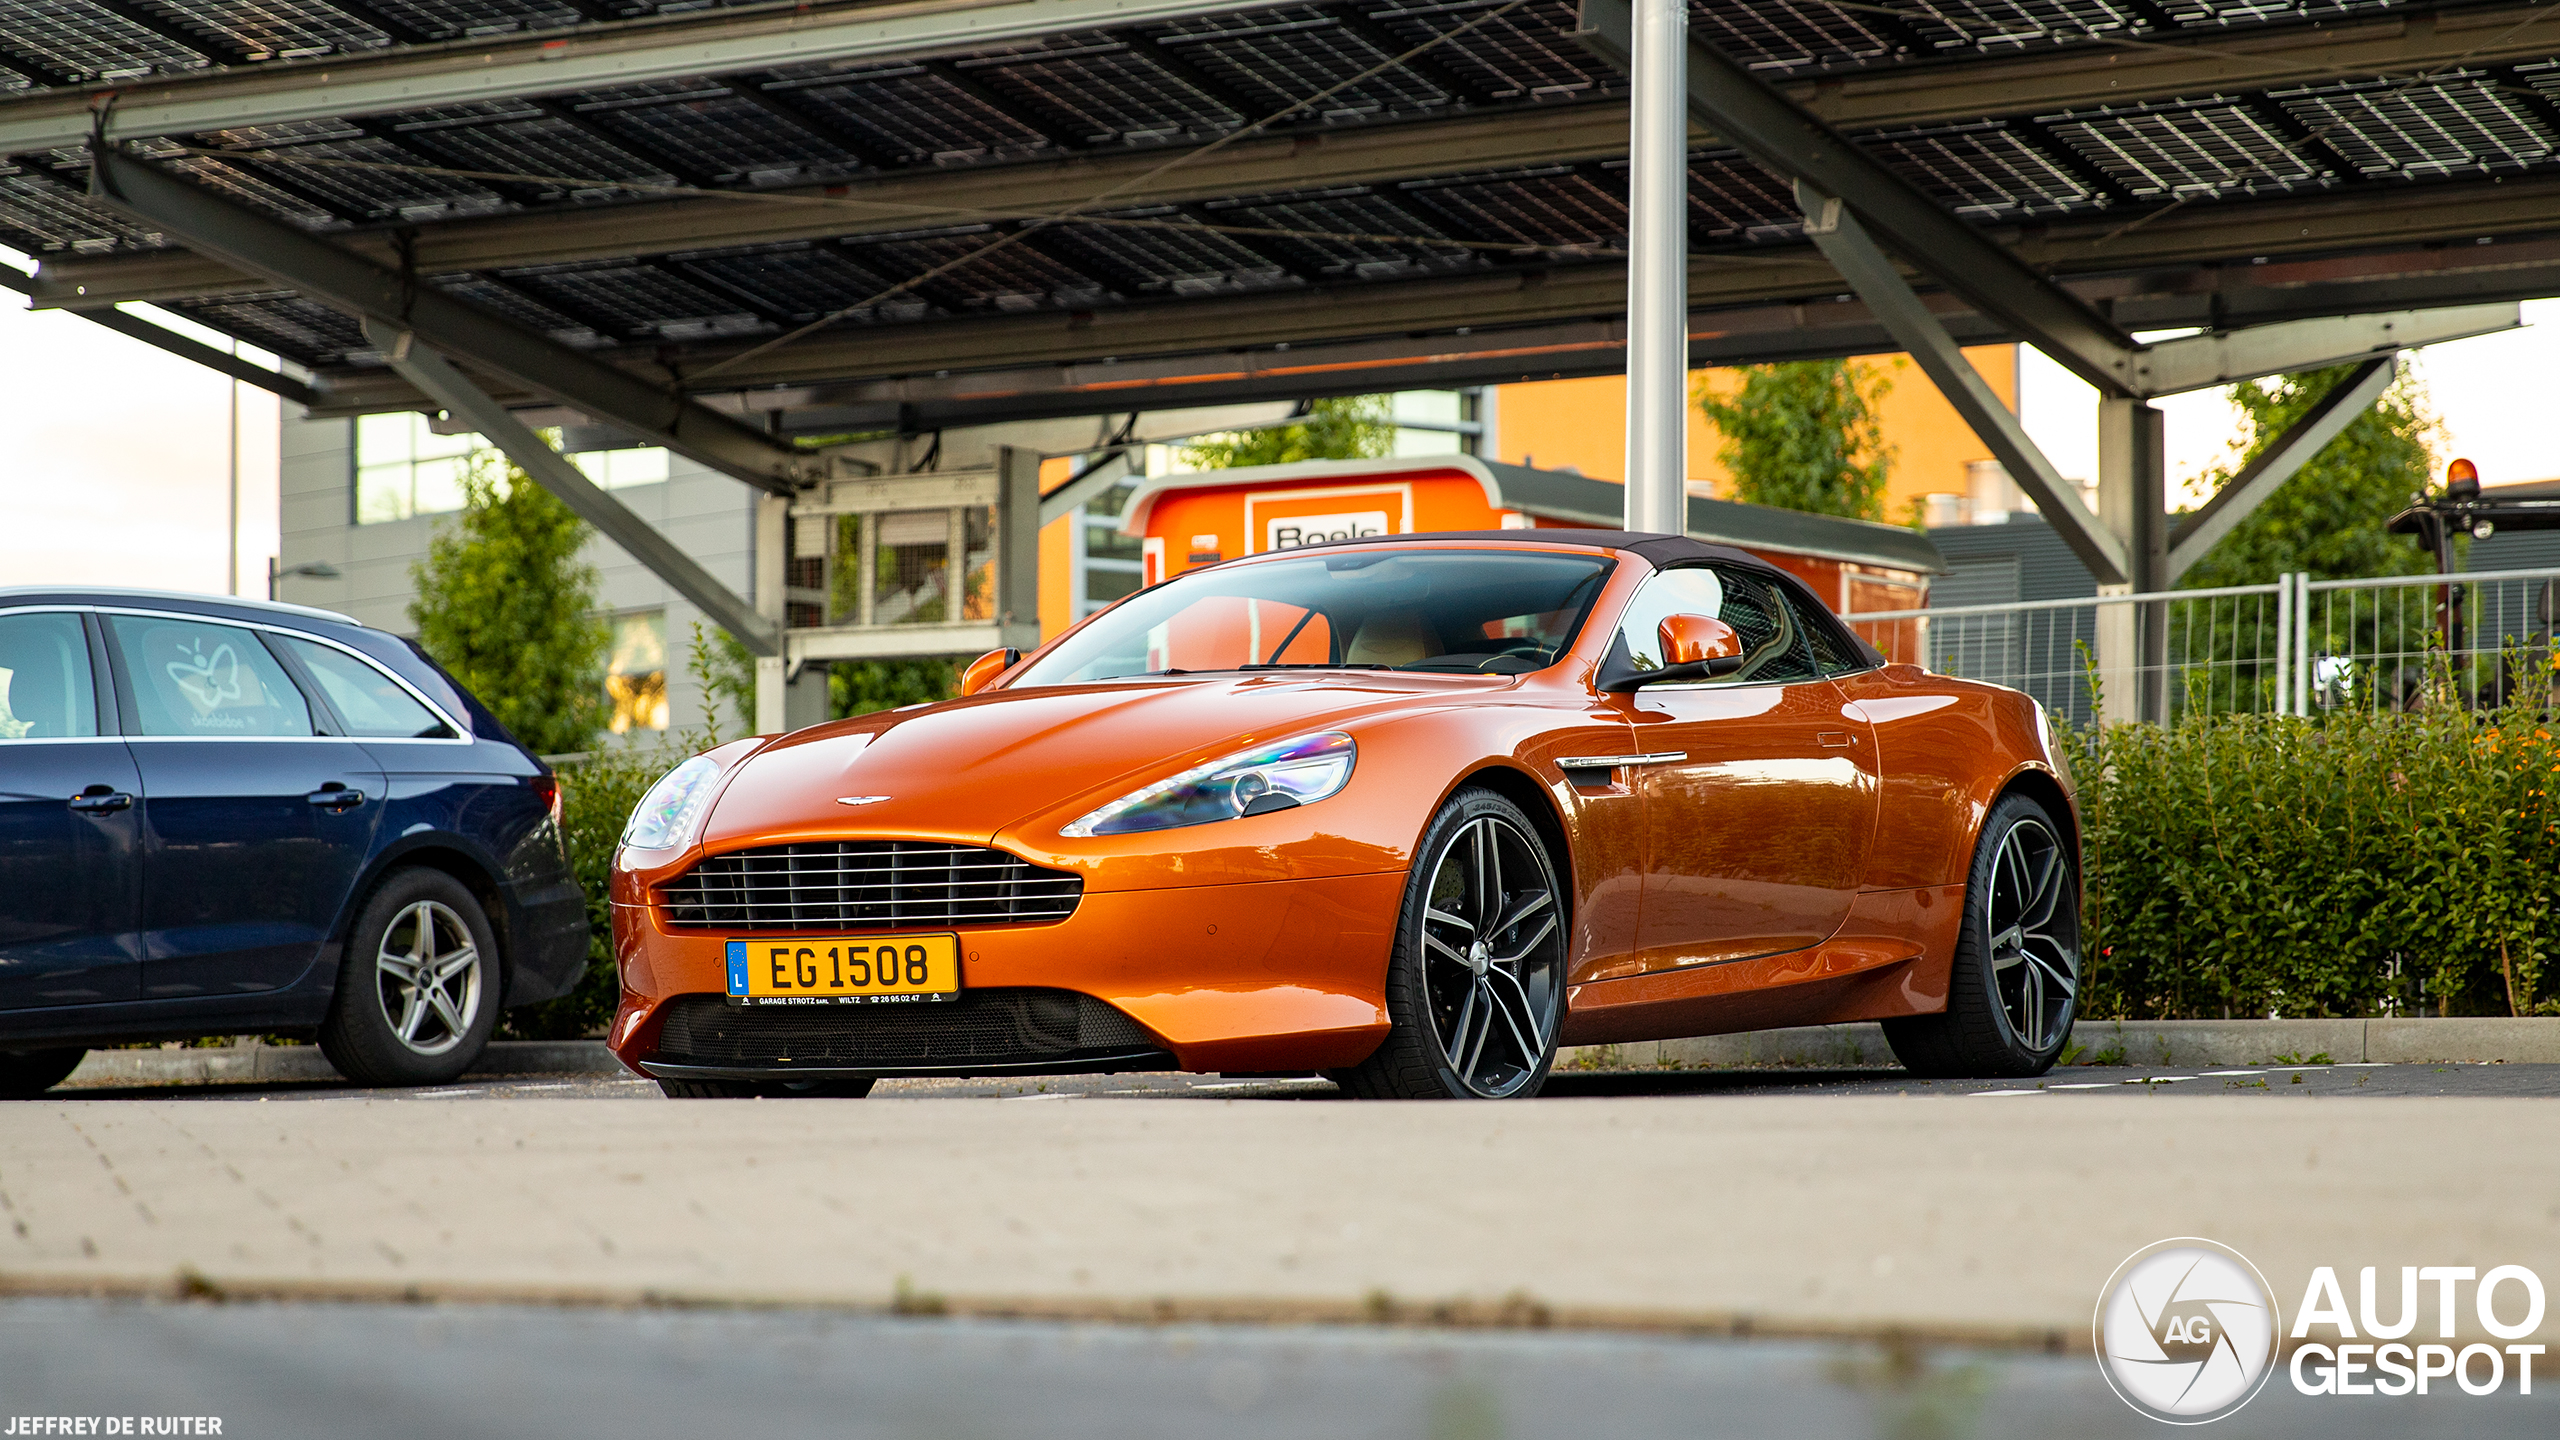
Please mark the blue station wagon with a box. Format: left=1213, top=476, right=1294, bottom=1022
left=0, top=588, right=588, bottom=1095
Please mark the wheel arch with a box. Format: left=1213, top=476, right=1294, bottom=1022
left=1990, top=764, right=2080, bottom=871
left=1447, top=761, right=1577, bottom=920
left=344, top=841, right=517, bottom=1001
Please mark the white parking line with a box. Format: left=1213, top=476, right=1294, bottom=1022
left=1969, top=1089, right=2044, bottom=1097
left=2124, top=1076, right=2194, bottom=1084
left=505, top=1083, right=577, bottom=1091
left=2048, top=1082, right=2115, bottom=1089
left=410, top=1089, right=476, bottom=1099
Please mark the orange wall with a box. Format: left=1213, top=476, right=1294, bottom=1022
left=1038, top=456, right=1076, bottom=641
left=1494, top=347, right=2019, bottom=522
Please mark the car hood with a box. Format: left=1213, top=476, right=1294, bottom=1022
left=699, top=671, right=1501, bottom=848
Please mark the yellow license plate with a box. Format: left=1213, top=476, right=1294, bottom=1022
left=724, top=934, right=961, bottom=1005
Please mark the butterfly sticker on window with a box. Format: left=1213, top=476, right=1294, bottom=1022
left=166, top=637, right=246, bottom=714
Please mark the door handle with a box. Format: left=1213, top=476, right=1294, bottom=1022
left=306, top=784, right=367, bottom=811
left=68, top=785, right=133, bottom=815
left=1817, top=732, right=1857, bottom=749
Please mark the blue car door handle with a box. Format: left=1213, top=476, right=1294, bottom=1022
left=306, top=784, right=367, bottom=811
left=69, top=784, right=134, bottom=815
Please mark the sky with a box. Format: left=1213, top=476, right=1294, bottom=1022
left=1, top=248, right=280, bottom=595
left=4, top=255, right=2550, bottom=594
left=2017, top=299, right=2560, bottom=507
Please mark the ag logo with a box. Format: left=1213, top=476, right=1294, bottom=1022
left=2095, top=1238, right=2281, bottom=1424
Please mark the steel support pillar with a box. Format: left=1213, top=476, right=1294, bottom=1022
left=2097, top=400, right=2169, bottom=725
left=1621, top=0, right=1688, bottom=532
left=1794, top=183, right=2126, bottom=585
left=752, top=493, right=830, bottom=735
left=752, top=449, right=1040, bottom=735
left=88, top=144, right=816, bottom=495
left=2165, top=355, right=2397, bottom=582
left=364, top=319, right=779, bottom=664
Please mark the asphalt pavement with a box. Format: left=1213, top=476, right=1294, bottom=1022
left=5, top=1295, right=2552, bottom=1439
left=14, top=1061, right=2558, bottom=1438
left=45, top=1058, right=2560, bottom=1102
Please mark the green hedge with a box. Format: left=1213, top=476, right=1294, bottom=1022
left=2061, top=693, right=2560, bottom=1020
left=498, top=648, right=970, bottom=1040
left=497, top=746, right=665, bottom=1041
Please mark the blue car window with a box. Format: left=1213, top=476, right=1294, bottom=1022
left=278, top=635, right=452, bottom=739
left=108, top=614, right=313, bottom=738
left=0, top=612, right=98, bottom=740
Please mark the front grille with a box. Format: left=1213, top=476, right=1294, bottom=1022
left=659, top=841, right=1082, bottom=931
left=651, top=989, right=1161, bottom=1069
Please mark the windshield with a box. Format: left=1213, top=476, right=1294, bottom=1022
left=1013, top=548, right=1619, bottom=686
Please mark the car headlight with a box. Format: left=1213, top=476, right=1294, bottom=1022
left=1062, top=732, right=1356, bottom=838
left=621, top=754, right=724, bottom=851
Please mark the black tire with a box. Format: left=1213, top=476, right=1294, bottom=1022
left=0, top=1047, right=86, bottom=1098
left=319, top=868, right=502, bottom=1087
left=1331, top=787, right=1568, bottom=1099
left=1885, top=791, right=2081, bottom=1079
left=657, top=1076, right=876, bottom=1099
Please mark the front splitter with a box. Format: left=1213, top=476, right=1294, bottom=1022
left=637, top=1049, right=1181, bottom=1082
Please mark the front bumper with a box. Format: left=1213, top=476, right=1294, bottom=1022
left=610, top=870, right=1405, bottom=1077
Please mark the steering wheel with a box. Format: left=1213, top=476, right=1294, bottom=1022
left=1477, top=641, right=1555, bottom=672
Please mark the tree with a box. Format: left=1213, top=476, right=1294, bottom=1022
left=2175, top=365, right=2443, bottom=715
left=1179, top=395, right=1396, bottom=469
left=2179, top=365, right=2441, bottom=588
left=831, top=656, right=964, bottom=718
left=409, top=460, right=609, bottom=757
left=1694, top=360, right=1895, bottom=521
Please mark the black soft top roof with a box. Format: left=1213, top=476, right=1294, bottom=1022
left=1276, top=528, right=1777, bottom=574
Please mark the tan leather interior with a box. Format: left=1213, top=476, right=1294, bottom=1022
left=1344, top=613, right=1443, bottom=667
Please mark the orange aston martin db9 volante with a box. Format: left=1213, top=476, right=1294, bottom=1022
left=608, top=531, right=2078, bottom=1100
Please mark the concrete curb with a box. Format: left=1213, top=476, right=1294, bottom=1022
left=0, top=1268, right=2084, bottom=1354
left=1557, top=1017, right=2560, bottom=1072
left=62, top=1040, right=624, bottom=1088
left=55, top=1019, right=2560, bottom=1088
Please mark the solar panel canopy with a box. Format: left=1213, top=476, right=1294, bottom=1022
left=6, top=0, right=2560, bottom=427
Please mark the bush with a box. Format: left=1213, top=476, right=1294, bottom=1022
left=409, top=462, right=611, bottom=758
left=2063, top=673, right=2560, bottom=1020
left=498, top=628, right=746, bottom=1040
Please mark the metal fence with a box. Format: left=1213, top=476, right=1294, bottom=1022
left=1845, top=566, right=2560, bottom=723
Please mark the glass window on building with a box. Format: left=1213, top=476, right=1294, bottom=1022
left=1080, top=475, right=1145, bottom=618
left=357, top=416, right=671, bottom=525
left=354, top=412, right=482, bottom=524
left=571, top=446, right=671, bottom=489
left=1388, top=390, right=1472, bottom=458
left=875, top=510, right=953, bottom=625
left=607, top=611, right=669, bottom=734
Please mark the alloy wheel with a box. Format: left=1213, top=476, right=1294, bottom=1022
left=1987, top=817, right=2078, bottom=1052
left=1419, top=814, right=1565, bottom=1097
left=373, top=899, right=482, bottom=1057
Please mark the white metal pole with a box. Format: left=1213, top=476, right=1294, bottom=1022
left=2295, top=572, right=2313, bottom=714
left=2283, top=566, right=2304, bottom=712
left=1622, top=0, right=1688, bottom=534
left=226, top=339, right=240, bottom=596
